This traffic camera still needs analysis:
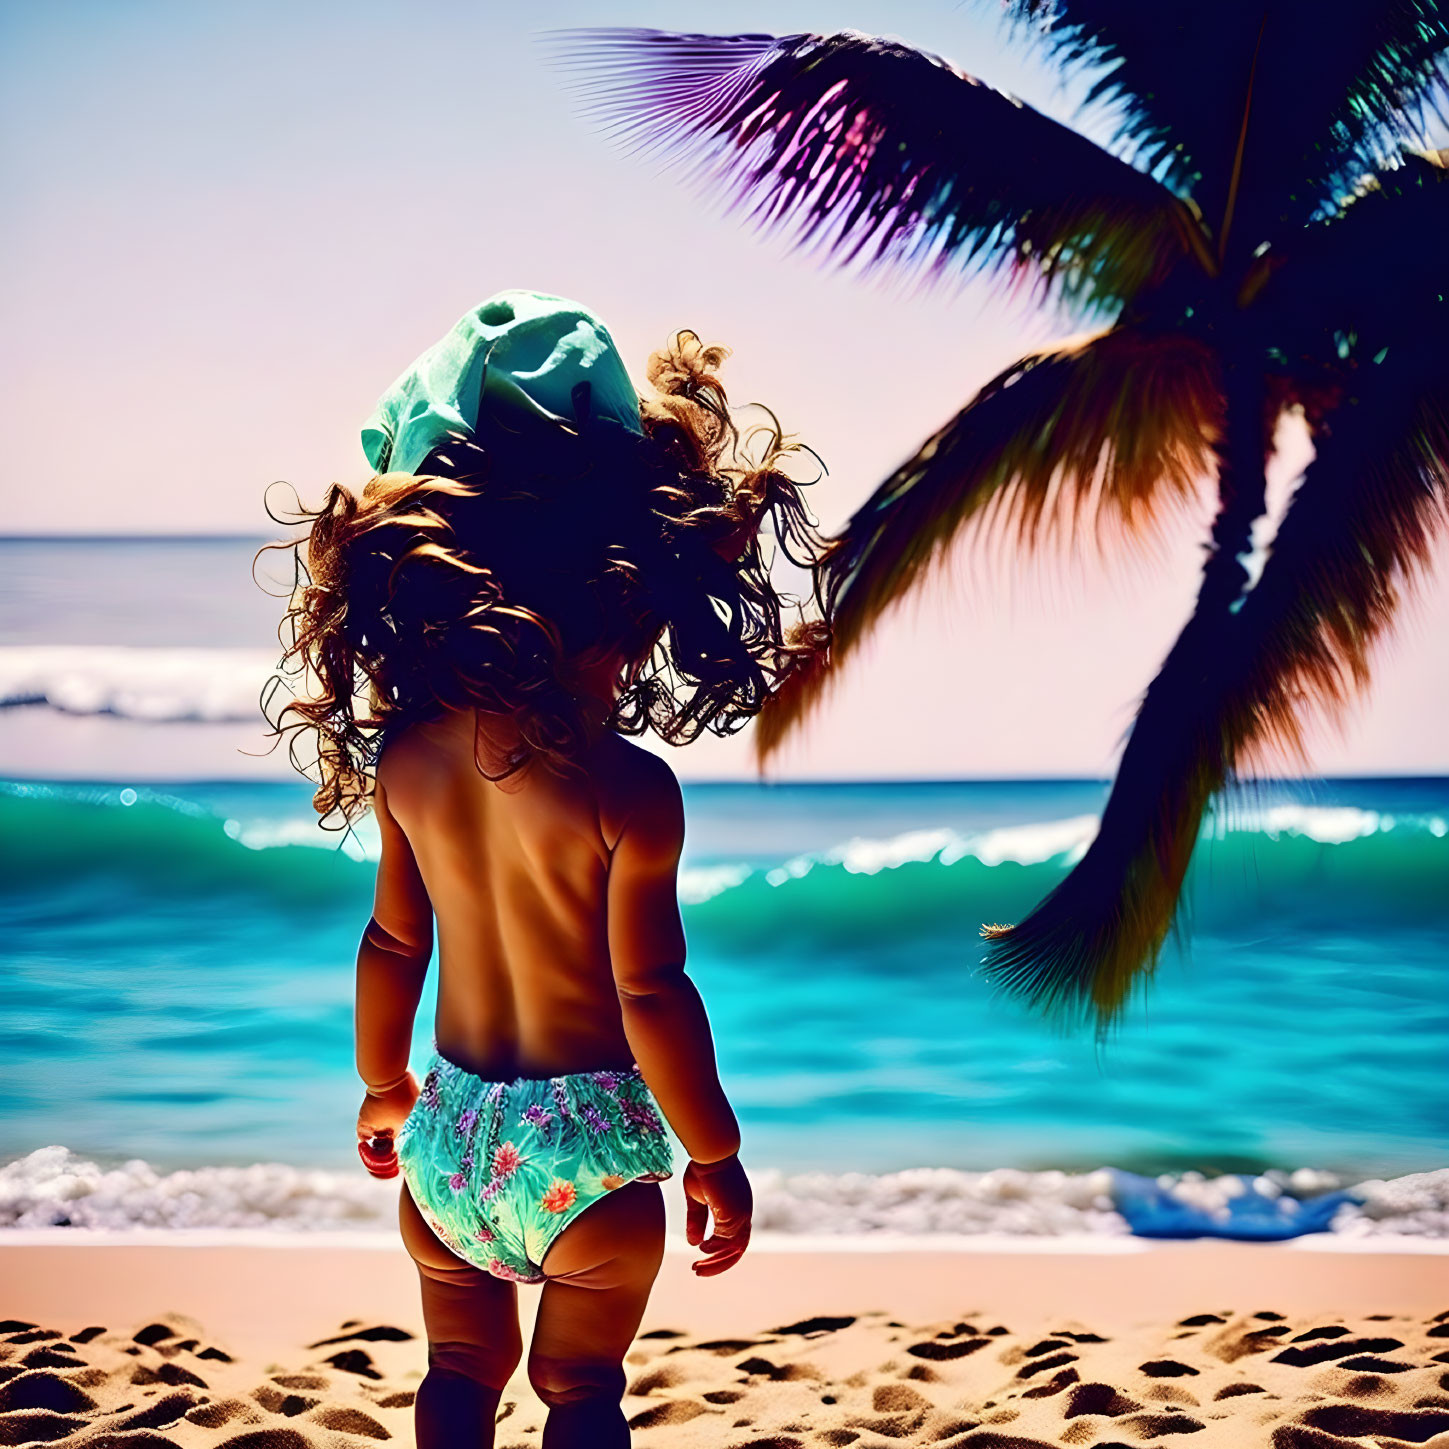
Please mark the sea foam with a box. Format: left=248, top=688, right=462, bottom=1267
left=2, top=1148, right=1443, bottom=1238
left=0, top=646, right=274, bottom=722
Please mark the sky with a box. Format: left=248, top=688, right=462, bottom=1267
left=2, top=0, right=1446, bottom=778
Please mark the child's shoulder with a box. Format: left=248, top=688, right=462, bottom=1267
left=371, top=720, right=436, bottom=788
left=592, top=731, right=681, bottom=801
left=592, top=733, right=684, bottom=847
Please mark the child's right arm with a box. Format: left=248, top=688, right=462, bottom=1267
left=608, top=758, right=751, bottom=1275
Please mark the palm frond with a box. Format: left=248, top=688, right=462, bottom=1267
left=1269, top=3, right=1449, bottom=230
left=982, top=339, right=1449, bottom=1027
left=1271, top=149, right=1449, bottom=373
left=752, top=328, right=1222, bottom=760
left=1229, top=341, right=1449, bottom=774
left=546, top=28, right=1205, bottom=309
left=1002, top=1, right=1242, bottom=198
left=1004, top=0, right=1448, bottom=244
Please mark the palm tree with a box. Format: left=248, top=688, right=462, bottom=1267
left=552, top=9, right=1449, bottom=1028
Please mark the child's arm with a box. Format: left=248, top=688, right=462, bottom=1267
left=354, top=781, right=433, bottom=1178
left=608, top=759, right=751, bottom=1274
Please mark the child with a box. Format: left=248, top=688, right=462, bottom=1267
left=268, top=290, right=825, bottom=1448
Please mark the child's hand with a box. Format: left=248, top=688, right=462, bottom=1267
left=683, top=1153, right=752, bottom=1276
left=356, top=1073, right=420, bottom=1179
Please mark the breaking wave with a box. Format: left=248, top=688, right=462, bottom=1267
left=2, top=1147, right=1442, bottom=1238
left=4, top=784, right=1447, bottom=936
left=0, top=646, right=274, bottom=722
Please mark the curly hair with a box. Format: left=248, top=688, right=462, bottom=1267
left=261, top=332, right=828, bottom=824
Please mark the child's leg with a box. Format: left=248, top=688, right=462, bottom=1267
left=400, top=1183, right=523, bottom=1449
left=529, top=1181, right=666, bottom=1449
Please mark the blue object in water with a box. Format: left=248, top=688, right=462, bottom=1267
left=1109, top=1168, right=1363, bottom=1240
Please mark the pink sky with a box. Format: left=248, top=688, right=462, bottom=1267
left=2, top=0, right=1445, bottom=778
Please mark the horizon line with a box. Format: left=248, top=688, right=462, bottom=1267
left=0, top=533, right=284, bottom=543
left=3, top=772, right=1447, bottom=789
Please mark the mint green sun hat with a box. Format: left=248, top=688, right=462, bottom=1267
left=361, top=289, right=644, bottom=475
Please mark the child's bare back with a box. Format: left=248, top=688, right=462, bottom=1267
left=377, top=710, right=648, bottom=1081
left=371, top=709, right=737, bottom=1145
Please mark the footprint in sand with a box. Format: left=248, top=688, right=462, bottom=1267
left=870, top=1382, right=931, bottom=1414
left=131, top=1360, right=209, bottom=1387
left=1335, top=1353, right=1419, bottom=1373
left=905, top=1336, right=991, bottom=1361
left=737, top=1355, right=783, bottom=1377
left=1139, top=1359, right=1201, bottom=1377
left=1021, top=1367, right=1081, bottom=1399
left=321, top=1348, right=382, bottom=1380
left=0, top=1368, right=98, bottom=1414
left=251, top=1382, right=322, bottom=1416
left=1300, top=1402, right=1449, bottom=1441
left=271, top=1374, right=329, bottom=1391
left=1210, top=1320, right=1308, bottom=1363
left=19, top=1343, right=82, bottom=1371
left=1270, top=1336, right=1404, bottom=1368
left=111, top=1389, right=205, bottom=1431
left=1118, top=1408, right=1208, bottom=1437
left=212, top=1430, right=314, bottom=1448
left=627, top=1361, right=688, bottom=1395
left=690, top=1338, right=771, bottom=1356
left=1143, top=1383, right=1200, bottom=1407
left=1337, top=1372, right=1395, bottom=1399
left=1015, top=1350, right=1079, bottom=1379
left=185, top=1396, right=265, bottom=1428
left=960, top=1426, right=1063, bottom=1447
left=306, top=1324, right=415, bottom=1349
left=307, top=1403, right=393, bottom=1438
left=1065, top=1381, right=1144, bottom=1417
left=0, top=1409, right=93, bottom=1442
left=770, top=1315, right=856, bottom=1337
left=628, top=1397, right=711, bottom=1429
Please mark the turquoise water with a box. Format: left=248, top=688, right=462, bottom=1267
left=1, top=537, right=1445, bottom=1188
left=2, top=775, right=1445, bottom=1179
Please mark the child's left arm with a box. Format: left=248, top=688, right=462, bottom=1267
left=354, top=781, right=433, bottom=1179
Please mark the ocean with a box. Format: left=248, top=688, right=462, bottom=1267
left=1, top=538, right=1446, bottom=1237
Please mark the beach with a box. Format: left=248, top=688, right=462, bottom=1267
left=7, top=0, right=1449, bottom=1423
left=3, top=536, right=1448, bottom=1445
left=4, top=1233, right=1447, bottom=1447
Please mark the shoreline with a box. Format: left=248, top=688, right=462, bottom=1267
left=4, top=1227, right=1449, bottom=1252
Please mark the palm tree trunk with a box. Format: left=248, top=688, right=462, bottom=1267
left=1202, top=364, right=1269, bottom=610
left=1119, top=360, right=1265, bottom=744
left=1089, top=359, right=1267, bottom=873
left=983, top=359, right=1269, bottom=1022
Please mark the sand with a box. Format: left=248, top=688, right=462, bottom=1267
left=2, top=1237, right=1447, bottom=1447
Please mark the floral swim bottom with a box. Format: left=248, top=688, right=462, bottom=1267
left=397, top=1050, right=675, bottom=1283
